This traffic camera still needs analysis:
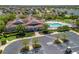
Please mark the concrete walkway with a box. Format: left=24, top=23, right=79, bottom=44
left=35, top=32, right=41, bottom=36
left=70, top=30, right=79, bottom=36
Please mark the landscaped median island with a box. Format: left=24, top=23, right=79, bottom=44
left=20, top=38, right=41, bottom=54
left=54, top=32, right=69, bottom=44
left=1, top=6, right=79, bottom=54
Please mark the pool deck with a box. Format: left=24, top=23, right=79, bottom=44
left=45, top=21, right=72, bottom=27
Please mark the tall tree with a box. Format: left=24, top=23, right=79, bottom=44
left=22, top=39, right=30, bottom=47
left=16, top=24, right=26, bottom=36
left=32, top=38, right=39, bottom=44
left=0, top=20, right=5, bottom=33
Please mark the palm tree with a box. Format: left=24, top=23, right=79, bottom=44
left=54, top=32, right=68, bottom=44
left=32, top=38, right=41, bottom=49
left=54, top=33, right=63, bottom=44
left=20, top=39, right=30, bottom=53
left=42, top=23, right=49, bottom=34
left=61, top=32, right=67, bottom=38
left=32, top=38, right=39, bottom=45
left=32, top=38, right=41, bottom=53
left=0, top=20, right=5, bottom=33
left=7, top=13, right=16, bottom=21
left=75, top=20, right=79, bottom=27
left=0, top=49, right=2, bottom=54
left=60, top=32, right=69, bottom=43
left=22, top=39, right=30, bottom=47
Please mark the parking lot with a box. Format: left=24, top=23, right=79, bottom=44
left=3, top=32, right=79, bottom=54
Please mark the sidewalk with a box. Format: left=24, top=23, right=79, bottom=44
left=70, top=30, right=79, bottom=36
left=35, top=32, right=41, bottom=36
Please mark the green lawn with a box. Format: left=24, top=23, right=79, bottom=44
left=56, top=19, right=75, bottom=23
left=71, top=28, right=79, bottom=32
left=25, top=32, right=35, bottom=37
left=0, top=35, right=16, bottom=41
left=0, top=32, right=35, bottom=42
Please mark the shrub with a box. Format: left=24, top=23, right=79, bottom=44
left=6, top=13, right=16, bottom=21
left=22, top=46, right=29, bottom=51
left=20, top=46, right=29, bottom=54
left=0, top=13, right=16, bottom=23
left=42, top=30, right=49, bottom=34
left=0, top=49, right=2, bottom=54
left=75, top=20, right=79, bottom=26
left=33, top=44, right=41, bottom=49
left=3, top=34, right=8, bottom=38
left=56, top=32, right=69, bottom=43
left=47, top=30, right=55, bottom=33
left=54, top=39, right=63, bottom=44
left=61, top=38, right=69, bottom=43
left=0, top=20, right=5, bottom=33
left=42, top=29, right=55, bottom=34
left=16, top=31, right=25, bottom=37
left=16, top=24, right=26, bottom=37
left=72, top=28, right=79, bottom=32
left=57, top=26, right=70, bottom=32
left=43, top=24, right=49, bottom=30
left=22, top=39, right=29, bottom=47
left=25, top=32, right=34, bottom=37
left=1, top=40, right=7, bottom=45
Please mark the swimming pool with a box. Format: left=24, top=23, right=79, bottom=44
left=48, top=23, right=64, bottom=28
